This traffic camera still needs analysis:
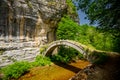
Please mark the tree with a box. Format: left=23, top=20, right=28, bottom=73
left=76, top=0, right=120, bottom=36
left=76, top=0, right=120, bottom=52
left=57, top=16, right=114, bottom=51
left=57, top=15, right=80, bottom=41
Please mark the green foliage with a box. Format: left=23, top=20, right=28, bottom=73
left=25, top=0, right=33, bottom=9
left=51, top=54, right=70, bottom=63
left=78, top=24, right=114, bottom=51
left=32, top=55, right=51, bottom=66
left=51, top=46, right=83, bottom=63
left=57, top=16, right=115, bottom=52
left=57, top=16, right=80, bottom=41
left=76, top=0, right=120, bottom=32
left=40, top=45, right=48, bottom=54
left=47, top=1, right=57, bottom=6
left=1, top=61, right=31, bottom=80
left=0, top=55, right=52, bottom=80
left=112, top=37, right=120, bottom=53
left=76, top=0, right=120, bottom=52
left=66, top=0, right=77, bottom=15
left=89, top=51, right=108, bottom=65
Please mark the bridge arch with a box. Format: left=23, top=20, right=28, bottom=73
left=42, top=40, right=88, bottom=57
left=42, top=40, right=118, bottom=64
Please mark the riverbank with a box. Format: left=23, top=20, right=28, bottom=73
left=70, top=53, right=120, bottom=80
left=19, top=60, right=90, bottom=80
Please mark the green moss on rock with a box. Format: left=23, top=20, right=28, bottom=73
left=88, top=51, right=108, bottom=65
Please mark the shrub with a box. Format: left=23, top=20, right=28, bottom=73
left=1, top=61, right=31, bottom=80
left=32, top=55, right=51, bottom=66
left=57, top=16, right=80, bottom=41
left=51, top=46, right=83, bottom=63
left=51, top=54, right=70, bottom=63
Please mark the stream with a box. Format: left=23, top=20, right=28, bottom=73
left=19, top=60, right=90, bottom=80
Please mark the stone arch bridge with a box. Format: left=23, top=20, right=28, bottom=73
left=43, top=40, right=88, bottom=56
left=42, top=40, right=113, bottom=63
left=42, top=40, right=95, bottom=60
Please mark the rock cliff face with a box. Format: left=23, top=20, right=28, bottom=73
left=0, top=0, right=67, bottom=67
left=0, top=0, right=67, bottom=46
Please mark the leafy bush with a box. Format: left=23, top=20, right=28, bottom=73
left=51, top=54, right=70, bottom=63
left=51, top=46, right=83, bottom=63
left=1, top=61, right=31, bottom=80
left=57, top=16, right=81, bottom=41
left=66, top=0, right=77, bottom=15
left=32, top=55, right=51, bottom=66
left=1, top=55, right=52, bottom=80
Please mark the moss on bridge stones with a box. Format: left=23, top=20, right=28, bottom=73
left=40, top=45, right=48, bottom=55
left=87, top=49, right=120, bottom=65
left=73, top=40, right=109, bottom=65
left=88, top=51, right=108, bottom=65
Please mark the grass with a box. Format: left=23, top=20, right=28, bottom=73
left=1, top=61, right=31, bottom=80
left=31, top=55, right=52, bottom=67
left=18, top=60, right=90, bottom=80
left=0, top=55, right=52, bottom=80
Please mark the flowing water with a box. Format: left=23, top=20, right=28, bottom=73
left=19, top=60, right=90, bottom=80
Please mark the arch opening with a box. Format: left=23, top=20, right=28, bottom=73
left=49, top=45, right=84, bottom=63
left=43, top=40, right=87, bottom=58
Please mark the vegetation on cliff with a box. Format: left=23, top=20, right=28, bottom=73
left=66, top=0, right=78, bottom=20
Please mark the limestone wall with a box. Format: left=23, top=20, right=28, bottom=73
left=0, top=0, right=67, bottom=46
left=0, top=0, right=67, bottom=67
